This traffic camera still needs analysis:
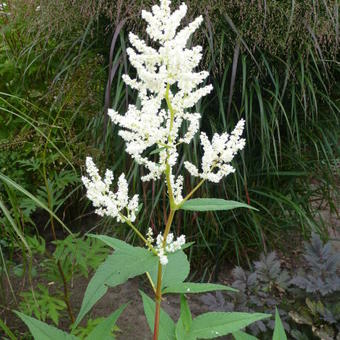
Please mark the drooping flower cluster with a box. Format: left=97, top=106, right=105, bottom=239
left=82, top=157, right=139, bottom=222
left=146, top=228, right=186, bottom=265
left=184, top=119, right=246, bottom=183
left=108, top=0, right=213, bottom=184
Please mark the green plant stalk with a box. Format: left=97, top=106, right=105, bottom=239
left=0, top=244, right=16, bottom=304
left=153, top=209, right=175, bottom=340
left=119, top=213, right=157, bottom=255
left=153, top=83, right=182, bottom=340
left=178, top=178, right=205, bottom=207
left=151, top=85, right=219, bottom=338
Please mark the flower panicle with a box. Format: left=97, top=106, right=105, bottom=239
left=107, top=0, right=212, bottom=183
left=184, top=119, right=246, bottom=183
left=82, top=157, right=139, bottom=222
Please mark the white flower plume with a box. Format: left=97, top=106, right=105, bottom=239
left=184, top=119, right=246, bottom=183
left=82, top=157, right=139, bottom=222
left=108, top=0, right=212, bottom=183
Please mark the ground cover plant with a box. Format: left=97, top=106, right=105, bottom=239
left=200, top=233, right=340, bottom=339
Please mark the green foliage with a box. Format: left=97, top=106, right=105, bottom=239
left=233, top=331, right=258, bottom=340
left=15, top=311, right=78, bottom=340
left=273, top=308, right=287, bottom=340
left=0, top=172, right=72, bottom=234
left=149, top=250, right=190, bottom=289
left=180, top=199, right=256, bottom=212
left=19, top=285, right=66, bottom=326
left=189, top=312, right=269, bottom=339
left=84, top=304, right=126, bottom=340
left=163, top=282, right=236, bottom=294
left=176, top=294, right=194, bottom=340
left=140, top=290, right=176, bottom=340
left=0, top=317, right=17, bottom=340
left=73, top=318, right=110, bottom=339
left=74, top=238, right=159, bottom=327
left=16, top=304, right=126, bottom=340
left=35, top=170, right=79, bottom=212
left=142, top=288, right=270, bottom=339
left=52, top=234, right=109, bottom=279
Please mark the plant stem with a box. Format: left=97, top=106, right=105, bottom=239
left=178, top=178, right=206, bottom=207
left=153, top=209, right=175, bottom=340
left=153, top=83, right=178, bottom=339
left=120, top=214, right=158, bottom=255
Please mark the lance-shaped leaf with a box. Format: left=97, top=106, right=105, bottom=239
left=273, top=308, right=287, bottom=340
left=233, top=331, right=258, bottom=340
left=176, top=295, right=195, bottom=340
left=140, top=290, right=176, bottom=340
left=163, top=282, right=237, bottom=294
left=88, top=234, right=136, bottom=252
left=74, top=245, right=158, bottom=327
left=86, top=304, right=127, bottom=340
left=15, top=311, right=79, bottom=340
left=180, top=199, right=257, bottom=212
left=188, top=312, right=270, bottom=339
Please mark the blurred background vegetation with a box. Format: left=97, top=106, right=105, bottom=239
left=1, top=0, right=339, bottom=264
left=0, top=0, right=339, bottom=337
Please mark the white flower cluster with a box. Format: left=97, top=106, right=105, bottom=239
left=146, top=228, right=186, bottom=265
left=184, top=119, right=246, bottom=183
left=108, top=0, right=213, bottom=185
left=82, top=157, right=139, bottom=222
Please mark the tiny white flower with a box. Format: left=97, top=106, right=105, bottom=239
left=146, top=227, right=154, bottom=244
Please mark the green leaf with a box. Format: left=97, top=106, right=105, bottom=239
left=180, top=199, right=257, bottom=212
left=74, top=246, right=158, bottom=328
left=140, top=290, right=176, bottom=340
left=233, top=331, right=258, bottom=340
left=176, top=295, right=195, bottom=340
left=180, top=241, right=195, bottom=250
left=87, top=234, right=135, bottom=253
left=273, top=308, right=287, bottom=340
left=163, top=282, right=237, bottom=294
left=0, top=198, right=30, bottom=253
left=189, top=312, right=270, bottom=339
left=149, top=250, right=190, bottom=289
left=180, top=294, right=192, bottom=330
left=15, top=311, right=79, bottom=340
left=0, top=172, right=73, bottom=235
left=86, top=304, right=127, bottom=340
left=0, top=317, right=17, bottom=340
left=176, top=320, right=191, bottom=340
